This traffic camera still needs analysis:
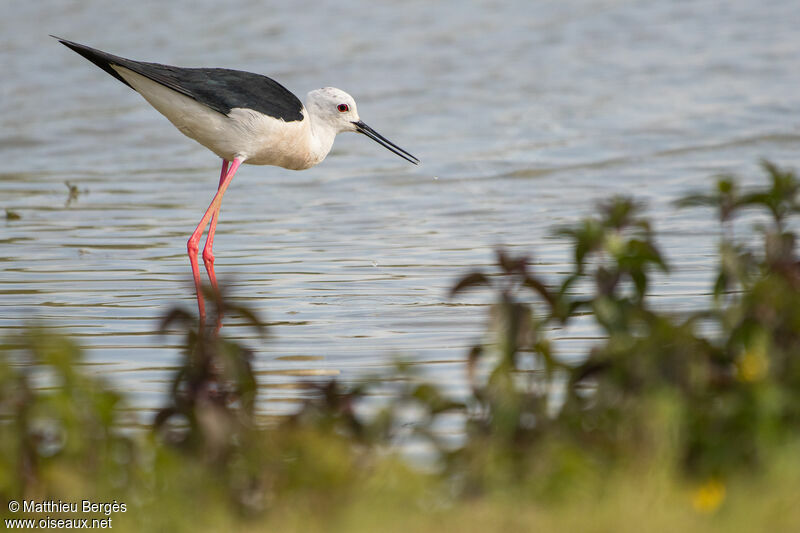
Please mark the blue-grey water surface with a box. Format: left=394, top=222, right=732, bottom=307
left=2, top=0, right=800, bottom=420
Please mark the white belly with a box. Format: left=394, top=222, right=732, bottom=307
left=112, top=66, right=316, bottom=169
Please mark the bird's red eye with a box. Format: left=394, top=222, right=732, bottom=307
left=337, top=104, right=349, bottom=112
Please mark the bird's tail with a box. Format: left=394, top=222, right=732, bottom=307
left=51, top=35, right=135, bottom=90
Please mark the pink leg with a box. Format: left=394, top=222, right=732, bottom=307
left=188, top=157, right=243, bottom=325
left=203, top=159, right=229, bottom=294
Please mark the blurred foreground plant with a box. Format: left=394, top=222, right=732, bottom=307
left=154, top=284, right=264, bottom=460
left=434, top=162, right=800, bottom=494
left=0, top=328, right=135, bottom=503
left=3, top=161, right=800, bottom=528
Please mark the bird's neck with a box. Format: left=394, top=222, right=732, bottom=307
left=306, top=112, right=338, bottom=167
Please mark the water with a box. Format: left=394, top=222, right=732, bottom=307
left=2, top=0, right=800, bottom=418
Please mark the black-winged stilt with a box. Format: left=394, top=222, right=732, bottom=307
left=54, top=37, right=419, bottom=326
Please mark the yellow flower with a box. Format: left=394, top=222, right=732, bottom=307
left=738, top=334, right=768, bottom=382
left=691, top=478, right=726, bottom=514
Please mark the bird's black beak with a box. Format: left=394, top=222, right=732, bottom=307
left=353, top=121, right=419, bottom=165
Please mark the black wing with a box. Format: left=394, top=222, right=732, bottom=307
left=54, top=36, right=304, bottom=122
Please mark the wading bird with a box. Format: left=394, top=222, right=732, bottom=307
left=55, top=37, right=419, bottom=326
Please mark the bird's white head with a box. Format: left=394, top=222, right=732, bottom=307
left=305, top=87, right=419, bottom=164
left=306, top=87, right=360, bottom=133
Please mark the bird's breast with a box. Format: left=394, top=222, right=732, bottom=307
left=230, top=109, right=317, bottom=169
